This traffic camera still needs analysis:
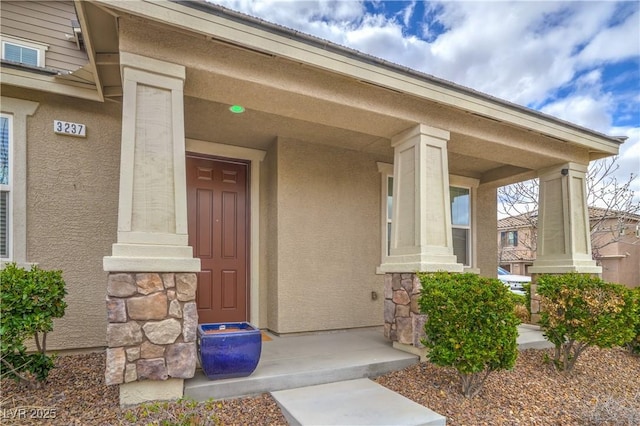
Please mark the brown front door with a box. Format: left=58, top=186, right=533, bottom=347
left=186, top=155, right=248, bottom=324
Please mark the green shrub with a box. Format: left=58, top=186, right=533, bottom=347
left=523, top=282, right=532, bottom=315
left=0, top=263, right=67, bottom=386
left=626, top=288, right=640, bottom=356
left=538, top=273, right=638, bottom=372
left=418, top=272, right=520, bottom=398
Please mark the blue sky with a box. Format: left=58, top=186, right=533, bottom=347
left=210, top=0, right=639, bottom=193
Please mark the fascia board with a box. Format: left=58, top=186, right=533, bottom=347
left=96, top=0, right=620, bottom=155
left=1, top=68, right=101, bottom=101
left=73, top=0, right=105, bottom=102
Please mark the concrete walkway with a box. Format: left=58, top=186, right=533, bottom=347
left=185, top=325, right=551, bottom=425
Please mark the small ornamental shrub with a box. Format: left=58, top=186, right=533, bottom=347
left=418, top=272, right=520, bottom=398
left=538, top=273, right=638, bottom=372
left=0, top=263, right=67, bottom=386
left=626, top=288, right=640, bottom=356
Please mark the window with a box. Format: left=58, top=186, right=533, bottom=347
left=377, top=162, right=475, bottom=269
left=1, top=36, right=48, bottom=68
left=1, top=97, right=38, bottom=266
left=450, top=186, right=471, bottom=266
left=0, top=114, right=11, bottom=259
left=501, top=231, right=518, bottom=247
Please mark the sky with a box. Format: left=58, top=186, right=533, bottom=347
left=208, top=0, right=640, bottom=197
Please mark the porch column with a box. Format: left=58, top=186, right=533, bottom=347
left=103, top=52, right=200, bottom=406
left=380, top=124, right=462, bottom=273
left=380, top=124, right=461, bottom=359
left=530, top=162, right=600, bottom=274
left=529, top=162, right=600, bottom=322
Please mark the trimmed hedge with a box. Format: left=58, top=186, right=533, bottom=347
left=418, top=272, right=520, bottom=398
left=538, top=273, right=638, bottom=372
left=0, top=263, right=67, bottom=386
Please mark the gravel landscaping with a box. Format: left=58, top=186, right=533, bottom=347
left=1, top=347, right=638, bottom=425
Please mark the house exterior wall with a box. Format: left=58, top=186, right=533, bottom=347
left=269, top=137, right=386, bottom=333
left=499, top=215, right=640, bottom=287
left=3, top=85, right=122, bottom=351
left=476, top=185, right=498, bottom=278
left=1, top=1, right=88, bottom=71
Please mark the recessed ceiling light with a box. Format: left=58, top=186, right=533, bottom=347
left=229, top=105, right=245, bottom=114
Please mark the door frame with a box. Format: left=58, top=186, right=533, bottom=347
left=186, top=138, right=266, bottom=327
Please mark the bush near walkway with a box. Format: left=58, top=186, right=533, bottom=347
left=538, top=273, right=638, bottom=372
left=418, top=272, right=520, bottom=398
left=0, top=263, right=67, bottom=387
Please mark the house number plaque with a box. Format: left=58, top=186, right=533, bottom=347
left=53, top=120, right=86, bottom=137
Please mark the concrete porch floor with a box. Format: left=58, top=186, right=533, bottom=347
left=184, top=325, right=551, bottom=402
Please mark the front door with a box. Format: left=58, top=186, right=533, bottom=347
left=186, top=155, right=248, bottom=323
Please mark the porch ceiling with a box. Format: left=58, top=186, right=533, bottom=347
left=81, top=1, right=598, bottom=186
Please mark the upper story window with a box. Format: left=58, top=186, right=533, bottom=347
left=1, top=114, right=12, bottom=259
left=1, top=35, right=48, bottom=68
left=501, top=230, right=518, bottom=247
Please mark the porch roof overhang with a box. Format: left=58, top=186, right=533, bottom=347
left=78, top=0, right=624, bottom=187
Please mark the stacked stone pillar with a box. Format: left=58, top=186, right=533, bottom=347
left=383, top=273, right=427, bottom=352
left=105, top=273, right=198, bottom=385
left=103, top=52, right=200, bottom=405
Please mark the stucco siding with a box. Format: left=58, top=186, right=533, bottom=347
left=14, top=87, right=121, bottom=351
left=272, top=138, right=384, bottom=333
left=1, top=1, right=88, bottom=72
left=476, top=185, right=498, bottom=278
left=264, top=142, right=279, bottom=330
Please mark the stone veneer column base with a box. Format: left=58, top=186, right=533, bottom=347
left=384, top=273, right=429, bottom=359
left=105, top=272, right=199, bottom=405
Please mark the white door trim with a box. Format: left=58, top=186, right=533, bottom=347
left=186, top=138, right=266, bottom=327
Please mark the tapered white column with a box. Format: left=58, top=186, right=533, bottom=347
left=530, top=162, right=600, bottom=274
left=104, top=52, right=199, bottom=273
left=380, top=124, right=462, bottom=273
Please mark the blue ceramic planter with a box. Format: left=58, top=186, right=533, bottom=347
left=197, top=322, right=262, bottom=380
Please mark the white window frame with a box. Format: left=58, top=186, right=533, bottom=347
left=0, top=97, right=39, bottom=267
left=1, top=35, right=48, bottom=68
left=1, top=113, right=13, bottom=260
left=449, top=185, right=472, bottom=267
left=377, top=163, right=479, bottom=272
left=449, top=175, right=479, bottom=272
left=376, top=162, right=394, bottom=272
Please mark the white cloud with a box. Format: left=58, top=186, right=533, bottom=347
left=207, top=0, right=639, bottom=201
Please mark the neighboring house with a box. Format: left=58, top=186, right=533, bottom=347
left=499, top=208, right=640, bottom=288
left=1, top=0, right=626, bottom=404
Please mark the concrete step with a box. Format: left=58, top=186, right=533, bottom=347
left=272, top=378, right=446, bottom=426
left=184, top=329, right=418, bottom=401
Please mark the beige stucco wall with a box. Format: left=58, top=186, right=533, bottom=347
left=476, top=185, right=498, bottom=278
left=268, top=138, right=386, bottom=333
left=598, top=236, right=640, bottom=288
left=2, top=86, right=121, bottom=351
